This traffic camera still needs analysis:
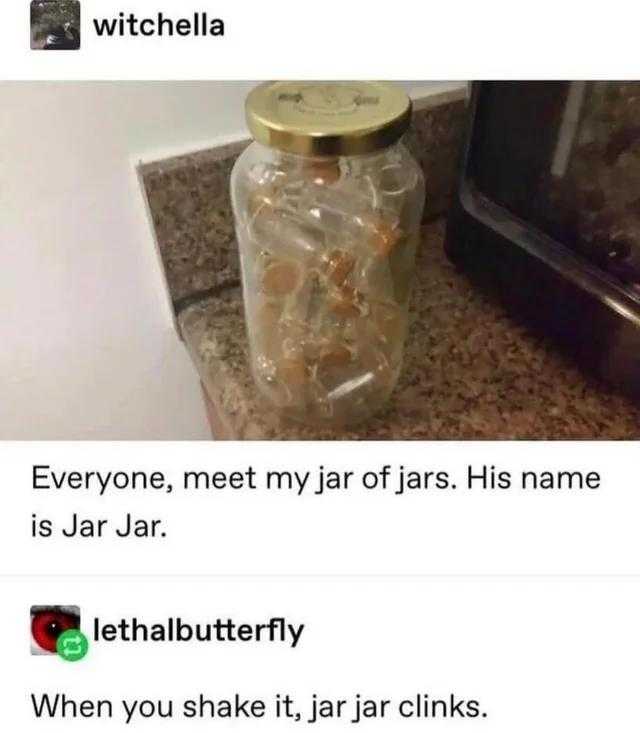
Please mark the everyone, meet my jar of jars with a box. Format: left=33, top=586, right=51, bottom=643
left=230, top=81, right=425, bottom=427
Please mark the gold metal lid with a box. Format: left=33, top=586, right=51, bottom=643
left=245, top=81, right=412, bottom=157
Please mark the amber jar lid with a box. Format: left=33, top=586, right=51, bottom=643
left=245, top=81, right=412, bottom=157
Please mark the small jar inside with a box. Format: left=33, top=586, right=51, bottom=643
left=231, top=83, right=425, bottom=426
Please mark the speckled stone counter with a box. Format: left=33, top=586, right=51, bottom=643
left=178, top=221, right=640, bottom=439
left=139, top=87, right=467, bottom=309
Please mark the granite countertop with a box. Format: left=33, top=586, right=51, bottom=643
left=178, top=220, right=640, bottom=439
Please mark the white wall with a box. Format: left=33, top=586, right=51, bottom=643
left=0, top=81, right=463, bottom=439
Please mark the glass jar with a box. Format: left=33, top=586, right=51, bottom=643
left=231, top=82, right=425, bottom=426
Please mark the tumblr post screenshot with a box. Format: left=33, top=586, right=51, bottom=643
left=2, top=2, right=640, bottom=730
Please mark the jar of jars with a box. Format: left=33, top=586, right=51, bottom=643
left=231, top=82, right=425, bottom=426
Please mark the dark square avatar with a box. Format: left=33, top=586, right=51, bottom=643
left=30, top=1, right=80, bottom=50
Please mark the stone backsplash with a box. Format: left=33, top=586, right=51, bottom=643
left=138, top=86, right=467, bottom=312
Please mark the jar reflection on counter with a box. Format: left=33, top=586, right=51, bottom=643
left=231, top=83, right=425, bottom=426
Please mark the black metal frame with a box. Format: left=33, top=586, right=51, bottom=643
left=445, top=82, right=640, bottom=399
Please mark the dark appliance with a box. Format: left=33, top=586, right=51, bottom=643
left=445, top=81, right=640, bottom=399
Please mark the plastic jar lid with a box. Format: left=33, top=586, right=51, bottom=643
left=245, top=81, right=412, bottom=157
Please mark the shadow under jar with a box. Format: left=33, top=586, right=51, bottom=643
left=231, top=82, right=425, bottom=427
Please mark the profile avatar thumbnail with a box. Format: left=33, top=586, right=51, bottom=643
left=30, top=1, right=80, bottom=50
left=31, top=605, right=80, bottom=655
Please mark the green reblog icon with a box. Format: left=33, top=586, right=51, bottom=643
left=56, top=629, right=89, bottom=661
